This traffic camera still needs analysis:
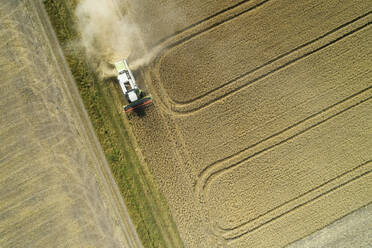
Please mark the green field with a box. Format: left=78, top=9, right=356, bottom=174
left=42, top=1, right=183, bottom=247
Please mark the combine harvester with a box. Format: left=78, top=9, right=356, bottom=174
left=114, top=59, right=152, bottom=114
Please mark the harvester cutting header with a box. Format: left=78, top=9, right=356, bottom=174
left=114, top=59, right=152, bottom=114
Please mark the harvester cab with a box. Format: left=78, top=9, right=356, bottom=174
left=114, top=59, right=152, bottom=114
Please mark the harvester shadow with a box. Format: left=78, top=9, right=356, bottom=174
left=132, top=107, right=147, bottom=117
left=126, top=106, right=149, bottom=121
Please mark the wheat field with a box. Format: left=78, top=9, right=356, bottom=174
left=128, top=0, right=372, bottom=247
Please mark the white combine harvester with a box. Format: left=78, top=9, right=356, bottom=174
left=114, top=59, right=152, bottom=114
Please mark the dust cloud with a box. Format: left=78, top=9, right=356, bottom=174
left=75, top=0, right=186, bottom=76
left=75, top=0, right=142, bottom=77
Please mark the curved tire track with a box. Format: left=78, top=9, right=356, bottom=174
left=223, top=162, right=372, bottom=241
left=151, top=12, right=371, bottom=116
left=196, top=88, right=372, bottom=201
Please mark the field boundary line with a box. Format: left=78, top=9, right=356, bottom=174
left=151, top=12, right=371, bottom=115
left=224, top=161, right=372, bottom=241
left=32, top=1, right=142, bottom=247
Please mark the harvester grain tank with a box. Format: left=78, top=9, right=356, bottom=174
left=114, top=59, right=152, bottom=113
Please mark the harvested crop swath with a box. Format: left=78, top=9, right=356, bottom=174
left=0, top=1, right=135, bottom=247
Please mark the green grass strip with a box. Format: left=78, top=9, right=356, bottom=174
left=42, top=1, right=183, bottom=247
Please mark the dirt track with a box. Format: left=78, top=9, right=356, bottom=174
left=128, top=0, right=372, bottom=247
left=0, top=0, right=141, bottom=247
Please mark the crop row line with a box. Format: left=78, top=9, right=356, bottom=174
left=151, top=12, right=371, bottom=115
left=224, top=160, right=372, bottom=241
left=197, top=87, right=372, bottom=197
left=196, top=90, right=371, bottom=240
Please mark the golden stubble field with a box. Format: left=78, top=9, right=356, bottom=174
left=127, top=0, right=372, bottom=247
left=0, top=0, right=140, bottom=247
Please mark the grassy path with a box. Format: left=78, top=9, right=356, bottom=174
left=42, top=1, right=183, bottom=247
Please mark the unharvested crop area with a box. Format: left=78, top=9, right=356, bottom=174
left=0, top=0, right=140, bottom=247
left=4, top=0, right=370, bottom=247
left=129, top=0, right=372, bottom=247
